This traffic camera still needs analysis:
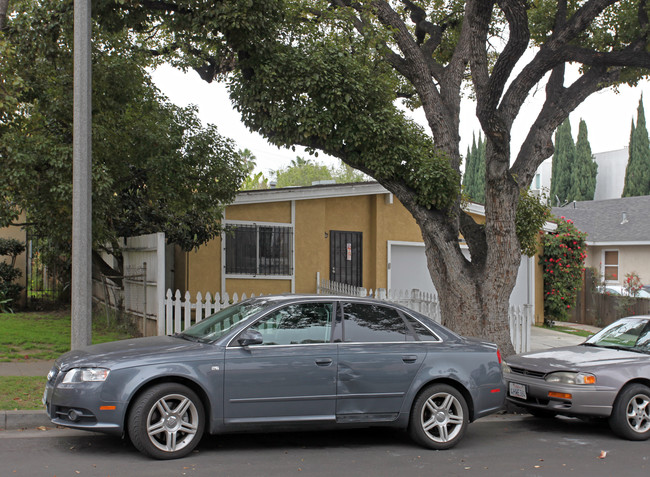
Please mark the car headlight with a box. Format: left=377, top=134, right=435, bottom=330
left=502, top=361, right=512, bottom=374
left=61, top=368, right=110, bottom=383
left=545, top=371, right=596, bottom=385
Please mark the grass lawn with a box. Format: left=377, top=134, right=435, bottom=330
left=543, top=324, right=594, bottom=338
left=0, top=376, right=46, bottom=410
left=0, top=310, right=135, bottom=362
left=0, top=309, right=137, bottom=410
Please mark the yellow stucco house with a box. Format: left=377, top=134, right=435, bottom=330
left=174, top=182, right=546, bottom=324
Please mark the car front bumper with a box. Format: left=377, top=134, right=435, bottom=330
left=504, top=372, right=617, bottom=418
left=43, top=366, right=125, bottom=435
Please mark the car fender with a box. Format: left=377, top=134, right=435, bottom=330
left=100, top=359, right=224, bottom=430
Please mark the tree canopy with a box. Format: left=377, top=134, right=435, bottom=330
left=273, top=157, right=368, bottom=187
left=568, top=119, right=598, bottom=202
left=16, top=0, right=650, bottom=352
left=623, top=95, right=650, bottom=197
left=550, top=119, right=576, bottom=206
left=550, top=118, right=597, bottom=204
left=0, top=0, right=248, bottom=282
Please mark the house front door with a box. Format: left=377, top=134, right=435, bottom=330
left=330, top=230, right=362, bottom=287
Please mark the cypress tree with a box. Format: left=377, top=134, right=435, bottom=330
left=567, top=119, right=597, bottom=201
left=623, top=95, right=650, bottom=197
left=550, top=119, right=575, bottom=206
left=462, top=135, right=475, bottom=193
left=474, top=134, right=486, bottom=203
left=462, top=133, right=487, bottom=204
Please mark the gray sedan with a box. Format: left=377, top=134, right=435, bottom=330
left=44, top=295, right=505, bottom=459
left=504, top=315, right=650, bottom=440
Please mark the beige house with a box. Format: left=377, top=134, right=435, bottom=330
left=553, top=195, right=650, bottom=287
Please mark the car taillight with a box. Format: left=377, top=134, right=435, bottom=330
left=496, top=349, right=502, bottom=364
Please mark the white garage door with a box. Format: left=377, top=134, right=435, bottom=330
left=388, top=242, right=533, bottom=306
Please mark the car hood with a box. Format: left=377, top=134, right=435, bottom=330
left=55, top=335, right=213, bottom=371
left=506, top=345, right=646, bottom=373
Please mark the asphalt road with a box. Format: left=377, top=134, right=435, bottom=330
left=0, top=414, right=648, bottom=477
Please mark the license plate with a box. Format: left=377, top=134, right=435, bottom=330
left=509, top=382, right=527, bottom=400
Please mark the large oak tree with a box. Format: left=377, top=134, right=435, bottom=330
left=101, top=1, right=650, bottom=352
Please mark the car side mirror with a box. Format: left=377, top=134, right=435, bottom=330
left=238, top=329, right=263, bottom=347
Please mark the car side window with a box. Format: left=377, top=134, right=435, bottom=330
left=341, top=302, right=408, bottom=342
left=248, top=303, right=333, bottom=346
left=403, top=315, right=438, bottom=341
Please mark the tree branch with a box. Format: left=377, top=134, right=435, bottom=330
left=511, top=65, right=621, bottom=186
left=499, top=0, right=618, bottom=127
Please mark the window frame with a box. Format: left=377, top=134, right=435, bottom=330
left=602, top=249, right=620, bottom=283
left=223, top=220, right=294, bottom=279
left=228, top=300, right=338, bottom=348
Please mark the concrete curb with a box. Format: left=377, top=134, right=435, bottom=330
left=0, top=410, right=52, bottom=431
left=0, top=409, right=533, bottom=433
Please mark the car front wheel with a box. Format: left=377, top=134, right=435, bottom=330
left=409, top=383, right=469, bottom=450
left=609, top=383, right=650, bottom=441
left=128, top=383, right=205, bottom=459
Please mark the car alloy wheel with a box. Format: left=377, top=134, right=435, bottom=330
left=409, top=383, right=469, bottom=450
left=129, top=383, right=205, bottom=459
left=609, top=384, right=650, bottom=441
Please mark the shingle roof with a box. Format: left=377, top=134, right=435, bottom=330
left=552, top=195, right=650, bottom=244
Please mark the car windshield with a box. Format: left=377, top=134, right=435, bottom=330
left=584, top=317, right=650, bottom=353
left=179, top=299, right=271, bottom=342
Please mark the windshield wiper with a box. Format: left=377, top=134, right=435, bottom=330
left=174, top=333, right=199, bottom=342
left=598, top=344, right=638, bottom=352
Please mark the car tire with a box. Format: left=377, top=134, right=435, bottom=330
left=128, top=383, right=205, bottom=459
left=409, top=383, right=469, bottom=450
left=608, top=383, right=650, bottom=441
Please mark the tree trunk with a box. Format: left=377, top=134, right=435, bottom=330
left=418, top=212, right=518, bottom=357
left=0, top=0, right=8, bottom=30
left=91, top=250, right=123, bottom=288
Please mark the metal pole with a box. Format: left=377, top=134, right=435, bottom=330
left=71, top=0, right=92, bottom=349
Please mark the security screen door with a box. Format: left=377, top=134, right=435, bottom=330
left=330, top=231, right=362, bottom=287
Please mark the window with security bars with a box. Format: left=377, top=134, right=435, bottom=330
left=224, top=224, right=293, bottom=276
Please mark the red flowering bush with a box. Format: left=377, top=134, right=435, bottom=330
left=540, top=216, right=587, bottom=321
left=624, top=272, right=643, bottom=297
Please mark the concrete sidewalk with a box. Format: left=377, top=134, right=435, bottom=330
left=0, top=360, right=54, bottom=377
left=529, top=322, right=599, bottom=351
left=0, top=323, right=602, bottom=431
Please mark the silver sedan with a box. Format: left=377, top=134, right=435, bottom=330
left=504, top=315, right=650, bottom=440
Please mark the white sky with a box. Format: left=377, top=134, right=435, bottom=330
left=151, top=63, right=650, bottom=177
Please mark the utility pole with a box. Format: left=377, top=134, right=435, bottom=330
left=71, top=0, right=92, bottom=349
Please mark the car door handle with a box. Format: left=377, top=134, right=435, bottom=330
left=402, top=355, right=418, bottom=364
left=315, top=358, right=333, bottom=366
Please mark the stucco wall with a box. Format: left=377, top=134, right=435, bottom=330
left=585, top=244, right=650, bottom=286
left=180, top=191, right=496, bottom=298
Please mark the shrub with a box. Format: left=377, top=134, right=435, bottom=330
left=540, top=216, right=587, bottom=321
left=0, top=238, right=26, bottom=311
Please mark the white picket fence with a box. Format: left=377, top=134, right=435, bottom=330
left=163, top=289, right=262, bottom=336
left=317, top=278, right=533, bottom=353
left=162, top=285, right=533, bottom=353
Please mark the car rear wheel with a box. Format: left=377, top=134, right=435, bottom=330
left=409, top=383, right=469, bottom=450
left=128, top=383, right=205, bottom=459
left=608, top=383, right=650, bottom=441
